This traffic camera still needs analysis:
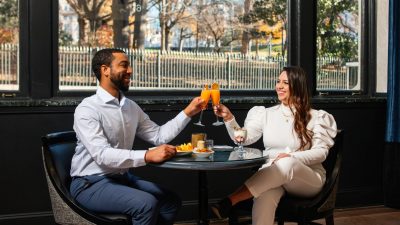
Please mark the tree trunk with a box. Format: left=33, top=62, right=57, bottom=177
left=240, top=0, right=253, bottom=55
left=78, top=17, right=87, bottom=45
left=165, top=27, right=170, bottom=51
left=160, top=0, right=166, bottom=51
left=195, top=21, right=199, bottom=51
left=256, top=39, right=259, bottom=56
left=134, top=0, right=147, bottom=49
left=112, top=0, right=130, bottom=48
left=179, top=28, right=184, bottom=51
left=241, top=31, right=250, bottom=54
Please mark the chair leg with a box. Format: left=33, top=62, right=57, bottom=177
left=325, top=214, right=334, bottom=225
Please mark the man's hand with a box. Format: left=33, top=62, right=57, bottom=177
left=184, top=97, right=204, bottom=117
left=145, top=144, right=176, bottom=163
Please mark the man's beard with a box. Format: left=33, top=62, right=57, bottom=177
left=110, top=74, right=130, bottom=92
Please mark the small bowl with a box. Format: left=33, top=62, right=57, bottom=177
left=192, top=148, right=214, bottom=158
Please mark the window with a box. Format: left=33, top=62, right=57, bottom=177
left=58, top=0, right=287, bottom=91
left=316, top=0, right=361, bottom=92
left=0, top=0, right=19, bottom=92
left=56, top=0, right=375, bottom=96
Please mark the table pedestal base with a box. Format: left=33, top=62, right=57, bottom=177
left=198, top=171, right=209, bottom=225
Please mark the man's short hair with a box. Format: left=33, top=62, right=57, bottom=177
left=92, top=48, right=126, bottom=81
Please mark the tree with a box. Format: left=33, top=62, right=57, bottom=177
left=133, top=0, right=150, bottom=49
left=240, top=0, right=253, bottom=54
left=59, top=29, right=74, bottom=46
left=0, top=0, right=18, bottom=44
left=112, top=0, right=130, bottom=48
left=0, top=0, right=18, bottom=26
left=65, top=0, right=109, bottom=46
left=248, top=0, right=287, bottom=57
left=199, top=2, right=227, bottom=52
left=317, top=0, right=358, bottom=60
left=155, top=0, right=194, bottom=51
left=175, top=11, right=196, bottom=51
left=197, top=1, right=241, bottom=53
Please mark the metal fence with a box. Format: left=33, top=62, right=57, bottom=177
left=0, top=44, right=19, bottom=91
left=0, top=44, right=359, bottom=91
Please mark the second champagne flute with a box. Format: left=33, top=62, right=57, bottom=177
left=193, top=84, right=211, bottom=126
left=211, top=83, right=224, bottom=126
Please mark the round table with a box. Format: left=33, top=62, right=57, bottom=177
left=149, top=147, right=267, bottom=225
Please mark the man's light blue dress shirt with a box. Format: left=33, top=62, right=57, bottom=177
left=71, top=87, right=190, bottom=177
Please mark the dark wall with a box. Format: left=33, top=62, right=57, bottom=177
left=0, top=99, right=386, bottom=224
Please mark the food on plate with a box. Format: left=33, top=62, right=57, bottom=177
left=197, top=140, right=205, bottom=149
left=176, top=143, right=193, bottom=152
left=195, top=148, right=213, bottom=153
left=193, top=148, right=215, bottom=158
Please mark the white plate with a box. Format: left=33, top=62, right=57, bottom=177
left=192, top=148, right=214, bottom=158
left=176, top=151, right=192, bottom=156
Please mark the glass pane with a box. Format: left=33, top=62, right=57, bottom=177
left=58, top=0, right=287, bottom=91
left=0, top=0, right=19, bottom=91
left=376, top=0, right=388, bottom=93
left=317, top=0, right=360, bottom=91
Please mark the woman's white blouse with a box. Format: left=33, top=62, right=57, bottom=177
left=225, top=103, right=337, bottom=178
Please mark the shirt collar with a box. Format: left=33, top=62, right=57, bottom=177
left=97, top=86, right=126, bottom=106
left=280, top=103, right=296, bottom=114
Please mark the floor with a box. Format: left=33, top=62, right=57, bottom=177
left=175, top=206, right=400, bottom=225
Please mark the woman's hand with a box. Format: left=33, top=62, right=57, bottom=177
left=272, top=153, right=291, bottom=164
left=213, top=104, right=234, bottom=122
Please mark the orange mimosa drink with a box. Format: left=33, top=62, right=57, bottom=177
left=211, top=89, right=220, bottom=106
left=200, top=87, right=211, bottom=110
left=211, top=83, right=224, bottom=126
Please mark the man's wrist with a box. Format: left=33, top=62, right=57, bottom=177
left=183, top=107, right=194, bottom=117
left=144, top=150, right=149, bottom=163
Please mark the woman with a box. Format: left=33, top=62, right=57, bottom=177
left=211, top=66, right=337, bottom=225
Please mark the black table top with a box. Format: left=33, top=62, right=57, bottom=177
left=148, top=146, right=267, bottom=171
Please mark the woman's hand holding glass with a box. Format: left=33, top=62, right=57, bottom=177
left=213, top=103, right=234, bottom=122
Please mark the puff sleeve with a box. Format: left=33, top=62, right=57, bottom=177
left=290, top=110, right=337, bottom=165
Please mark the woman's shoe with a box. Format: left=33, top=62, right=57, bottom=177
left=211, top=197, right=232, bottom=219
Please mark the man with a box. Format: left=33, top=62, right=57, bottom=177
left=70, top=48, right=203, bottom=225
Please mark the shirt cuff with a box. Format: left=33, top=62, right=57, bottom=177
left=224, top=116, right=240, bottom=129
left=178, top=110, right=192, bottom=123
left=133, top=150, right=147, bottom=167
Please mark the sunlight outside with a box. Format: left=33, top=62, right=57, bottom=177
left=56, top=0, right=360, bottom=92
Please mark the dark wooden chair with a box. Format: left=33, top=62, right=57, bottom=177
left=228, top=130, right=344, bottom=225
left=42, top=131, right=132, bottom=225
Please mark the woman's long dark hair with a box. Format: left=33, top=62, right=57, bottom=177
left=283, top=66, right=313, bottom=150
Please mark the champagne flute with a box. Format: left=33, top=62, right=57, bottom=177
left=234, top=128, right=247, bottom=154
left=211, top=83, right=224, bottom=126
left=194, top=84, right=211, bottom=126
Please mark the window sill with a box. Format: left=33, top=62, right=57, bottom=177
left=0, top=95, right=387, bottom=108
